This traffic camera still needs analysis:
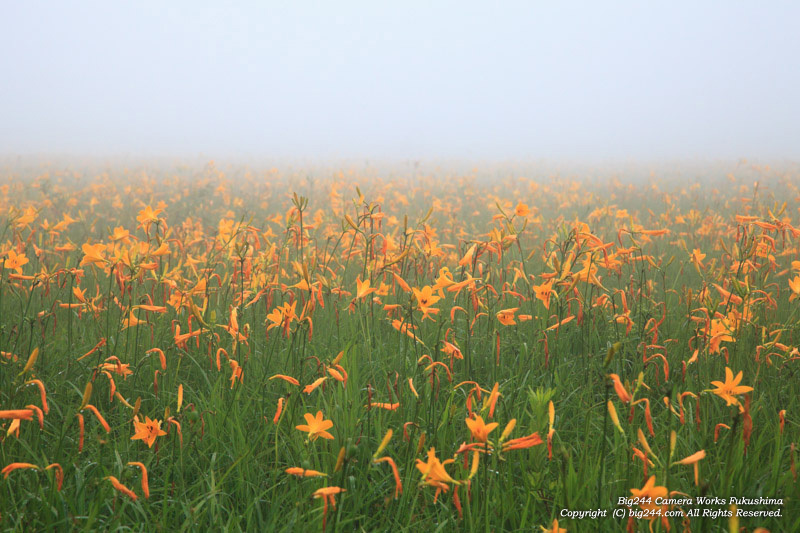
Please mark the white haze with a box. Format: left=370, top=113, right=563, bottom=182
left=1, top=1, right=799, bottom=162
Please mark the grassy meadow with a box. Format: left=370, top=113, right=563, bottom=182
left=0, top=161, right=799, bottom=531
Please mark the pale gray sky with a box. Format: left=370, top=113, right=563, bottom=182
left=1, top=2, right=798, bottom=160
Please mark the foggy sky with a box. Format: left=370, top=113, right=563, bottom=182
left=2, top=2, right=799, bottom=161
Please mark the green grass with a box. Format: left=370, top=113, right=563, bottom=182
left=1, top=162, right=799, bottom=531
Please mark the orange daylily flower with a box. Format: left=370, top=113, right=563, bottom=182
left=136, top=205, right=163, bottom=230
left=708, top=317, right=735, bottom=354
left=150, top=242, right=171, bottom=256
left=121, top=310, right=143, bottom=330
left=540, top=519, right=567, bottom=533
left=630, top=475, right=668, bottom=516
left=296, top=410, right=334, bottom=441
left=73, top=286, right=88, bottom=303
left=131, top=416, right=167, bottom=448
left=496, top=308, right=518, bottom=326
left=709, top=367, right=753, bottom=409
left=266, top=301, right=298, bottom=331
left=533, top=280, right=554, bottom=309
left=465, top=415, right=498, bottom=443
left=15, top=206, right=37, bottom=228
left=80, top=243, right=106, bottom=267
left=266, top=307, right=286, bottom=330
left=109, top=226, right=131, bottom=242
left=691, top=248, right=706, bottom=268
left=416, top=447, right=458, bottom=493
left=789, top=275, right=800, bottom=301
left=100, top=356, right=133, bottom=378
left=4, top=249, right=29, bottom=273
left=433, top=267, right=455, bottom=292
left=412, top=285, right=441, bottom=312
left=355, top=277, right=377, bottom=300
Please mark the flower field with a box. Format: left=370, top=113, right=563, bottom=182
left=1, top=161, right=798, bottom=531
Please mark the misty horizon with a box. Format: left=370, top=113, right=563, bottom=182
left=2, top=2, right=799, bottom=161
